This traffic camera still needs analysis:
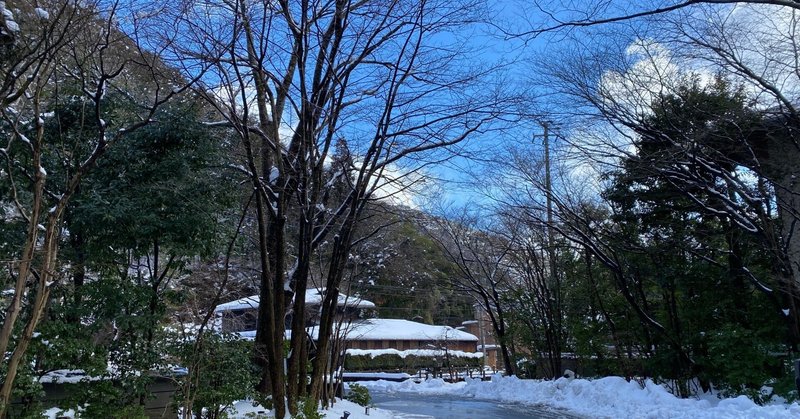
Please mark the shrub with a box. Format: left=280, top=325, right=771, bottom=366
left=294, top=397, right=323, bottom=419
left=171, top=333, right=258, bottom=417
left=346, top=383, right=371, bottom=407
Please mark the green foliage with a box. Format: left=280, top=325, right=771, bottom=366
left=68, top=380, right=149, bottom=419
left=3, top=357, right=45, bottom=419
left=171, top=334, right=258, bottom=417
left=0, top=96, right=240, bottom=413
left=345, top=383, right=371, bottom=407
left=769, top=359, right=800, bottom=403
left=68, top=102, right=236, bottom=263
left=293, top=397, right=323, bottom=419
left=507, top=75, right=796, bottom=400
left=703, top=324, right=782, bottom=402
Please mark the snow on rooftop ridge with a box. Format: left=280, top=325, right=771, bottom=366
left=342, top=372, right=412, bottom=380
left=214, top=295, right=260, bottom=312
left=303, top=288, right=376, bottom=309
left=234, top=318, right=480, bottom=343
left=214, top=289, right=376, bottom=312
left=327, top=318, right=479, bottom=342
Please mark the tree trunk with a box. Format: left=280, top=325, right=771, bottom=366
left=287, top=215, right=314, bottom=410
left=310, top=227, right=356, bottom=400
left=252, top=188, right=285, bottom=418
left=268, top=210, right=288, bottom=417
left=0, top=215, right=59, bottom=416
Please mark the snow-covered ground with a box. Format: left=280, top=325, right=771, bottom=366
left=42, top=375, right=800, bottom=418
left=359, top=375, right=800, bottom=419
left=225, top=398, right=396, bottom=419
left=45, top=399, right=396, bottom=419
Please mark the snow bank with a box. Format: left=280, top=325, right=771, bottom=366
left=360, top=375, right=800, bottom=419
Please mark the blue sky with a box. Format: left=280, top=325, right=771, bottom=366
left=414, top=1, right=560, bottom=211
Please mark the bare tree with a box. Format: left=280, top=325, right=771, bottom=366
left=167, top=0, right=507, bottom=415
left=500, top=212, right=566, bottom=379
left=499, top=153, right=712, bottom=389
left=426, top=211, right=518, bottom=376
left=517, top=0, right=800, bottom=38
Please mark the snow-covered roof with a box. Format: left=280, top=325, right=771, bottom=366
left=232, top=318, right=479, bottom=343
left=214, top=289, right=376, bottom=312
left=303, top=288, right=376, bottom=308
left=214, top=295, right=260, bottom=312
left=333, top=319, right=478, bottom=342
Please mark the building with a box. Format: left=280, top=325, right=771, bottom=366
left=460, top=305, right=502, bottom=372
left=338, top=318, right=478, bottom=353
left=214, top=292, right=480, bottom=357
left=213, top=288, right=376, bottom=332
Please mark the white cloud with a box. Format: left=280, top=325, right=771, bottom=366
left=364, top=163, right=432, bottom=210
left=210, top=83, right=296, bottom=144
left=671, top=3, right=800, bottom=109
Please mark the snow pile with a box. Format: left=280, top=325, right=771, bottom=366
left=361, top=375, right=800, bottom=419
left=347, top=348, right=484, bottom=359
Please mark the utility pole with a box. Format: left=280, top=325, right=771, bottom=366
left=541, top=122, right=556, bottom=283
left=543, top=122, right=553, bottom=252
left=540, top=121, right=562, bottom=376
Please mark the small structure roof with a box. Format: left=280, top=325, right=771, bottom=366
left=214, top=289, right=375, bottom=312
